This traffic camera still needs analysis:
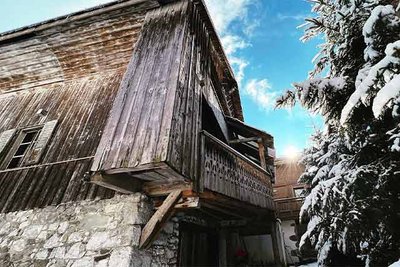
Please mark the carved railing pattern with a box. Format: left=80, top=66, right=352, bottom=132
left=200, top=131, right=275, bottom=209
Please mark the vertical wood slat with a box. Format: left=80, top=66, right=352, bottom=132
left=92, top=1, right=191, bottom=173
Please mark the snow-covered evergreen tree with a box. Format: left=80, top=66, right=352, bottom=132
left=277, top=0, right=400, bottom=265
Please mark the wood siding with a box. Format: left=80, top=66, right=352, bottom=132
left=0, top=74, right=123, bottom=212
left=0, top=1, right=154, bottom=93
left=92, top=0, right=238, bottom=183
left=0, top=2, right=152, bottom=212
left=92, top=1, right=192, bottom=173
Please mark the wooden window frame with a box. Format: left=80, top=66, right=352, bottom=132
left=1, top=125, right=43, bottom=170
left=292, top=186, right=305, bottom=198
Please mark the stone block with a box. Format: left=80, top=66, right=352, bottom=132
left=67, top=232, right=84, bottom=244
left=80, top=214, right=110, bottom=230
left=45, top=259, right=67, bottom=267
left=104, top=203, right=124, bottom=214
left=23, top=225, right=43, bottom=239
left=94, top=258, right=109, bottom=267
left=49, top=247, right=66, bottom=259
left=44, top=234, right=63, bottom=249
left=86, top=231, right=121, bottom=251
left=65, top=243, right=85, bottom=259
left=9, top=239, right=27, bottom=253
left=0, top=222, right=11, bottom=236
left=35, top=249, right=49, bottom=260
left=109, top=247, right=133, bottom=267
left=57, top=222, right=69, bottom=234
left=70, top=257, right=94, bottom=267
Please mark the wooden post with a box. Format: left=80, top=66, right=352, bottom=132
left=270, top=220, right=287, bottom=266
left=257, top=140, right=267, bottom=170
left=219, top=230, right=227, bottom=267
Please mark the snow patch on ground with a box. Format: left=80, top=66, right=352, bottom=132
left=299, top=262, right=318, bottom=267
left=389, top=259, right=400, bottom=267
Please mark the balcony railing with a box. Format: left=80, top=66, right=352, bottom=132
left=199, top=131, right=275, bottom=210
left=275, top=197, right=304, bottom=220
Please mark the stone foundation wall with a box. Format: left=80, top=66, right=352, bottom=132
left=0, top=194, right=179, bottom=267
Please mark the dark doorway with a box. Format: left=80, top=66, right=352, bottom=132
left=179, top=222, right=219, bottom=267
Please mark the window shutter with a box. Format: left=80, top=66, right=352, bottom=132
left=25, top=120, right=58, bottom=165
left=0, top=129, right=16, bottom=158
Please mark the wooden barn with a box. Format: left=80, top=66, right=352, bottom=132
left=0, top=0, right=285, bottom=266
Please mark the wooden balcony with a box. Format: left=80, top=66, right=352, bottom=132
left=198, top=131, right=275, bottom=210
left=92, top=130, right=275, bottom=211
left=275, top=197, right=304, bottom=220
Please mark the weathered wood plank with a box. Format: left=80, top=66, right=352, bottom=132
left=0, top=3, right=148, bottom=93
left=92, top=1, right=190, bottom=175
left=139, top=189, right=182, bottom=249
left=143, top=180, right=192, bottom=197
left=0, top=73, right=120, bottom=212
left=91, top=172, right=142, bottom=194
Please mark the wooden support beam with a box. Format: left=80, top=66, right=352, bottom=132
left=154, top=196, right=200, bottom=210
left=105, top=162, right=168, bottom=175
left=201, top=202, right=246, bottom=219
left=143, top=181, right=192, bottom=197
left=139, top=190, right=182, bottom=249
left=175, top=197, right=200, bottom=209
left=220, top=219, right=247, bottom=227
left=199, top=190, right=275, bottom=217
left=228, top=137, right=261, bottom=144
left=91, top=172, right=142, bottom=194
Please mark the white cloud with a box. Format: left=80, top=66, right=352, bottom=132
left=56, top=0, right=115, bottom=16
left=221, top=35, right=250, bottom=56
left=243, top=20, right=260, bottom=37
left=277, top=13, right=308, bottom=21
left=244, top=79, right=277, bottom=110
left=204, top=0, right=261, bottom=90
left=229, top=56, right=249, bottom=85
left=204, top=0, right=278, bottom=112
left=204, top=0, right=252, bottom=34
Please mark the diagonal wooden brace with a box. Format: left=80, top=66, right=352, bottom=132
left=139, top=189, right=182, bottom=249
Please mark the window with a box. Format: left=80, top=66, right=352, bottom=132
left=0, top=120, right=58, bottom=170
left=293, top=187, right=305, bottom=197
left=5, top=127, right=42, bottom=169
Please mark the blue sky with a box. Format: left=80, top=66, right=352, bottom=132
left=0, top=0, right=323, bottom=157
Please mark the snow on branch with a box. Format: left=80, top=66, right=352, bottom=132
left=341, top=40, right=400, bottom=124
